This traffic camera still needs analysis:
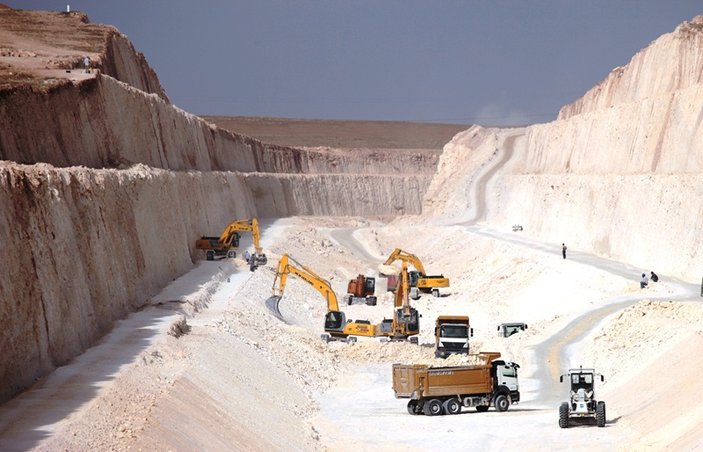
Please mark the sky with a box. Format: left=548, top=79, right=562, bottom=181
left=9, top=1, right=703, bottom=125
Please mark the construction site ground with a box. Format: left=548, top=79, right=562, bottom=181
left=1, top=216, right=700, bottom=451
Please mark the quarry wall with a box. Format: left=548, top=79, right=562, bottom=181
left=0, top=161, right=426, bottom=402
left=426, top=16, right=703, bottom=280
left=0, top=74, right=435, bottom=175
left=0, top=10, right=432, bottom=403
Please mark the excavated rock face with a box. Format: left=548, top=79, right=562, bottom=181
left=426, top=15, right=703, bottom=279
left=0, top=9, right=433, bottom=403
left=558, top=16, right=703, bottom=120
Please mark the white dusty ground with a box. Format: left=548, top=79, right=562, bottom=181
left=0, top=215, right=701, bottom=451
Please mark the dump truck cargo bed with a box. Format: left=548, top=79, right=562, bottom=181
left=393, top=363, right=493, bottom=399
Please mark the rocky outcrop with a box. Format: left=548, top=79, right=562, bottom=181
left=558, top=16, right=703, bottom=119
left=100, top=31, right=169, bottom=101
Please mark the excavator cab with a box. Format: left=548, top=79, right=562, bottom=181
left=408, top=271, right=421, bottom=287
left=324, top=310, right=347, bottom=331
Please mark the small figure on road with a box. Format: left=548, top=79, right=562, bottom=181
left=83, top=56, right=91, bottom=73
left=640, top=273, right=649, bottom=289
left=650, top=271, right=659, bottom=283
left=562, top=243, right=567, bottom=259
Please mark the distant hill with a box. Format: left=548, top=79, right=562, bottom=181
left=202, top=116, right=468, bottom=149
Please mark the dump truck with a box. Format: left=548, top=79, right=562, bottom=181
left=343, top=274, right=377, bottom=306
left=434, top=316, right=472, bottom=358
left=383, top=248, right=449, bottom=297
left=392, top=352, right=520, bottom=416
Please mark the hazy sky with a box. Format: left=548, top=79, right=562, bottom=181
left=10, top=1, right=703, bottom=124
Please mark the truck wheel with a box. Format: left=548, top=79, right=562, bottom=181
left=409, top=336, right=418, bottom=345
left=206, top=250, right=215, bottom=261
left=423, top=399, right=443, bottom=416
left=494, top=394, right=509, bottom=412
left=410, top=288, right=420, bottom=300
left=407, top=400, right=419, bottom=415
left=346, top=336, right=357, bottom=344
left=596, top=401, right=606, bottom=427
left=343, top=294, right=352, bottom=305
left=559, top=402, right=570, bottom=428
left=476, top=405, right=489, bottom=413
left=432, top=289, right=439, bottom=298
left=320, top=333, right=331, bottom=343
left=366, top=296, right=377, bottom=306
left=227, top=250, right=236, bottom=259
left=443, top=398, right=461, bottom=415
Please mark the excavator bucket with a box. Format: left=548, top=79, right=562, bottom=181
left=265, top=295, right=285, bottom=322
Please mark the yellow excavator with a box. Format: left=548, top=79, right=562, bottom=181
left=195, top=218, right=267, bottom=269
left=269, top=255, right=420, bottom=343
left=270, top=254, right=377, bottom=343
left=375, top=261, right=421, bottom=343
left=383, top=248, right=449, bottom=297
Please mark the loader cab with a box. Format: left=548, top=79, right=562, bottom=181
left=560, top=369, right=603, bottom=393
left=497, top=323, right=528, bottom=337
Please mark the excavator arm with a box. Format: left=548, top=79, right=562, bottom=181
left=270, top=254, right=379, bottom=341
left=217, top=218, right=267, bottom=267
left=383, top=248, right=426, bottom=275
left=272, top=254, right=339, bottom=312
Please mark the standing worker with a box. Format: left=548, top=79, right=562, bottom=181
left=83, top=56, right=91, bottom=73
left=562, top=243, right=567, bottom=259
left=640, top=273, right=649, bottom=289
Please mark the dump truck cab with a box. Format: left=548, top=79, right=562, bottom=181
left=434, top=315, right=472, bottom=358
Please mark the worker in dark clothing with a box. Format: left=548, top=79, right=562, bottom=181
left=650, top=271, right=659, bottom=282
left=562, top=243, right=567, bottom=259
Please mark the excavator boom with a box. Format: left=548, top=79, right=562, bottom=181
left=383, top=248, right=449, bottom=295
left=383, top=248, right=426, bottom=275
left=272, top=254, right=339, bottom=312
